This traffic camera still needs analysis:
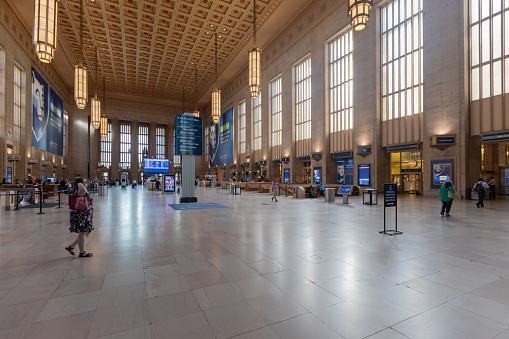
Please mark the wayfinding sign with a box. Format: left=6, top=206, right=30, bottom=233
left=175, top=115, right=203, bottom=156
left=380, top=183, right=402, bottom=235
left=384, top=183, right=397, bottom=207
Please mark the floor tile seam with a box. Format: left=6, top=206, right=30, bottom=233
left=196, top=309, right=220, bottom=339
left=471, top=256, right=509, bottom=275
left=274, top=311, right=348, bottom=339
left=228, top=313, right=311, bottom=339
left=362, top=327, right=411, bottom=339
left=380, top=296, right=468, bottom=333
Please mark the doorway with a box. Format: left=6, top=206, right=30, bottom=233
left=391, top=151, right=422, bottom=194
left=302, top=161, right=311, bottom=184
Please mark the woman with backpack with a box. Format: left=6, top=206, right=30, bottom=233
left=439, top=180, right=455, bottom=217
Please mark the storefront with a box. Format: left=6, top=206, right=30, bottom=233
left=391, top=151, right=422, bottom=194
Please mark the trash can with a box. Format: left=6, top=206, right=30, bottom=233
left=469, top=188, right=478, bottom=200
left=363, top=189, right=377, bottom=205
left=324, top=188, right=335, bottom=202
left=233, top=185, right=241, bottom=195
left=98, top=185, right=108, bottom=196
left=229, top=184, right=234, bottom=194
left=294, top=186, right=306, bottom=199
left=115, top=180, right=120, bottom=187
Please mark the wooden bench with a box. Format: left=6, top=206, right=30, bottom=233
left=257, top=183, right=271, bottom=193
left=245, top=183, right=260, bottom=191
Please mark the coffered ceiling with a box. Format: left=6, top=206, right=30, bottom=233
left=10, top=0, right=314, bottom=106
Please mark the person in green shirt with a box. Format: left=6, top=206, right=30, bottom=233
left=439, top=180, right=455, bottom=217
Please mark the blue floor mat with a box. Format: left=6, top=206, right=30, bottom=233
left=168, top=202, right=229, bottom=210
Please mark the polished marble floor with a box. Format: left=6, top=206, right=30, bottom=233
left=1, top=186, right=509, bottom=339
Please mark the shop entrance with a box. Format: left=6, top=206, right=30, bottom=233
left=391, top=151, right=422, bottom=194
left=302, top=161, right=311, bottom=184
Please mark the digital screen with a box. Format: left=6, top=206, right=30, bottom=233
left=431, top=159, right=455, bottom=189
left=433, top=163, right=451, bottom=185
left=358, top=164, right=370, bottom=186
left=144, top=159, right=170, bottom=174
left=7, top=167, right=12, bottom=184
left=42, top=170, right=45, bottom=181
left=246, top=173, right=250, bottom=182
left=164, top=175, right=175, bottom=192
left=338, top=186, right=353, bottom=194
left=506, top=168, right=509, bottom=184
left=284, top=169, right=290, bottom=184
left=313, top=168, right=321, bottom=184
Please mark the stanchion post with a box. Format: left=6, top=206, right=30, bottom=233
left=57, top=190, right=62, bottom=208
left=14, top=191, right=20, bottom=210
left=37, top=190, right=45, bottom=215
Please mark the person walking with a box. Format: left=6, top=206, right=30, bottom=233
left=271, top=179, right=279, bottom=202
left=489, top=176, right=496, bottom=199
left=319, top=182, right=324, bottom=197
left=439, top=180, right=455, bottom=217
left=474, top=178, right=490, bottom=208
left=65, top=178, right=94, bottom=257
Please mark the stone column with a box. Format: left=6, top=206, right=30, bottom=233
left=167, top=125, right=173, bottom=171
left=111, top=118, right=120, bottom=180
left=149, top=121, right=157, bottom=159
left=131, top=120, right=139, bottom=181
left=422, top=0, right=469, bottom=197
left=89, top=123, right=99, bottom=180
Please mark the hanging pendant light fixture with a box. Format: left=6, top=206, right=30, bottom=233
left=74, top=0, right=88, bottom=109
left=211, top=33, right=221, bottom=125
left=248, top=0, right=261, bottom=98
left=91, top=47, right=100, bottom=129
left=193, top=67, right=199, bottom=117
left=100, top=77, right=107, bottom=140
left=348, top=0, right=373, bottom=31
left=33, top=0, right=59, bottom=63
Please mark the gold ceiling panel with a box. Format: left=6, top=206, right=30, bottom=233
left=55, top=0, right=288, bottom=101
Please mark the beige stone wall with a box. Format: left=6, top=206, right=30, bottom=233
left=0, top=1, right=71, bottom=183
left=203, top=0, right=482, bottom=196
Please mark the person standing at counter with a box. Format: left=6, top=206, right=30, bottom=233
left=439, top=180, right=455, bottom=217
left=65, top=178, right=94, bottom=257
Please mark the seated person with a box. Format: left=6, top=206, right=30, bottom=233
left=306, top=185, right=317, bottom=198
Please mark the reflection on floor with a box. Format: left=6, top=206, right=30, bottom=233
left=1, top=186, right=509, bottom=339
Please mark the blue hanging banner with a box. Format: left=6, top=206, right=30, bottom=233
left=31, top=67, right=63, bottom=156
left=209, top=108, right=234, bottom=167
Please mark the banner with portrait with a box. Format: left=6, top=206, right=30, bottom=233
left=32, top=67, right=63, bottom=156
left=209, top=108, right=233, bottom=167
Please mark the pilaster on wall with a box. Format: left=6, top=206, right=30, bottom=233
left=353, top=11, right=389, bottom=191
left=111, top=118, right=120, bottom=180
left=149, top=121, right=157, bottom=159
left=167, top=125, right=173, bottom=171
left=422, top=0, right=469, bottom=197
left=131, top=120, right=139, bottom=181
left=89, top=125, right=98, bottom=179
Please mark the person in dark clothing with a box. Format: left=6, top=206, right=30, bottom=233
left=474, top=178, right=489, bottom=208
left=489, top=176, right=496, bottom=199
left=155, top=179, right=161, bottom=191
